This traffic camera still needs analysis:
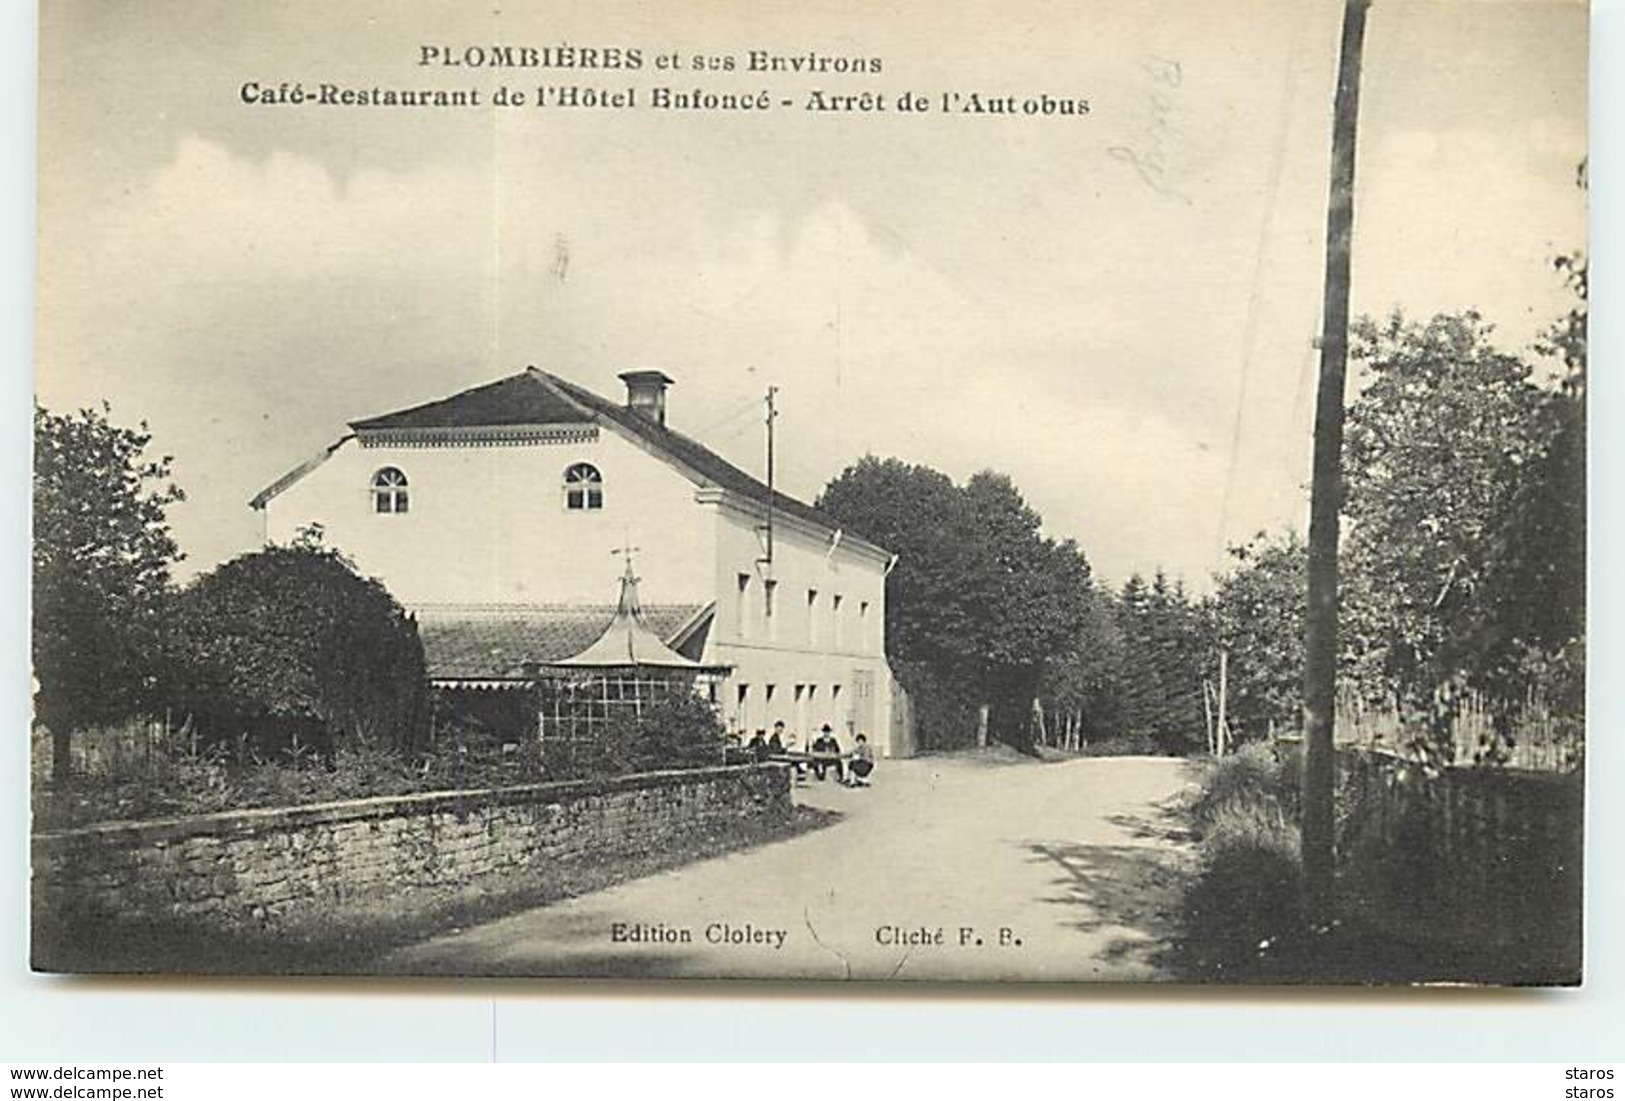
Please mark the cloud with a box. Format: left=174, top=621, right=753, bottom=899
left=103, top=135, right=492, bottom=285
left=37, top=137, right=504, bottom=578
left=21, top=133, right=1330, bottom=591
left=35, top=68, right=1587, bottom=595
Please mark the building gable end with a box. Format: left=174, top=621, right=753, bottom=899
left=249, top=434, right=354, bottom=510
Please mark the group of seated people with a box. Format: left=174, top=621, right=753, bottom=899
left=741, top=721, right=875, bottom=786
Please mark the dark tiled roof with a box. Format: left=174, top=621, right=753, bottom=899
left=415, top=603, right=706, bottom=682
left=350, top=372, right=592, bottom=431
left=541, top=370, right=842, bottom=533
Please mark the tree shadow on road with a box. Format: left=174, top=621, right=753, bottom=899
left=1025, top=838, right=1193, bottom=978
left=1105, top=796, right=1198, bottom=845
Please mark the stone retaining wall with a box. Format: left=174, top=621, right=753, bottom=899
left=32, top=764, right=790, bottom=945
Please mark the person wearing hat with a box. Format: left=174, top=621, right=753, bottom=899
left=810, top=723, right=844, bottom=782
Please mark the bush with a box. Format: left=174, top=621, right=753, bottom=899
left=1187, top=741, right=1298, bottom=834
left=160, top=539, right=430, bottom=762
left=233, top=745, right=433, bottom=806
left=550, top=691, right=730, bottom=778
left=1182, top=800, right=1303, bottom=977
left=34, top=687, right=735, bottom=830
left=34, top=740, right=479, bottom=830
left=32, top=744, right=233, bottom=831
left=34, top=686, right=738, bottom=830
left=1178, top=741, right=1307, bottom=979
left=419, top=720, right=550, bottom=789
left=1202, top=795, right=1300, bottom=859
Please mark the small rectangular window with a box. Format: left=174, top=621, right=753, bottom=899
left=736, top=573, right=752, bottom=640
left=764, top=579, right=778, bottom=641
left=807, top=589, right=819, bottom=647
left=797, top=684, right=814, bottom=743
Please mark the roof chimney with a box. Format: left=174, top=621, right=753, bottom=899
left=619, top=370, right=674, bottom=427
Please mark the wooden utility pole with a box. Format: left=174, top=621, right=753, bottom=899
left=1203, top=680, right=1216, bottom=756
left=761, top=385, right=779, bottom=567
left=1217, top=649, right=1230, bottom=758
left=1303, top=0, right=1372, bottom=930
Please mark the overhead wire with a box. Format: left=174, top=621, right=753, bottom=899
left=1212, top=3, right=1314, bottom=568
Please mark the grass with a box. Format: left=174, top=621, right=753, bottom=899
left=1185, top=741, right=1299, bottom=832
left=1170, top=742, right=1581, bottom=985
left=1171, top=743, right=1308, bottom=981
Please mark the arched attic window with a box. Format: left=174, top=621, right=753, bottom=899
left=372, top=467, right=410, bottom=514
left=564, top=462, right=603, bottom=511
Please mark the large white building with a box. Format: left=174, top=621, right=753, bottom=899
left=252, top=367, right=910, bottom=757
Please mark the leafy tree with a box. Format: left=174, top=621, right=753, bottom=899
left=1039, top=586, right=1128, bottom=745
left=816, top=457, right=980, bottom=681
left=1342, top=311, right=1547, bottom=716
left=1209, top=534, right=1307, bottom=742
left=1338, top=297, right=1586, bottom=757
left=33, top=404, right=185, bottom=780
left=817, top=457, right=1094, bottom=748
left=1474, top=250, right=1587, bottom=725
left=958, top=471, right=1094, bottom=738
left=161, top=537, right=430, bottom=762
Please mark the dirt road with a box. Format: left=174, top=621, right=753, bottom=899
left=382, top=753, right=1197, bottom=981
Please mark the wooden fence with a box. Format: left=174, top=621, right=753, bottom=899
left=1336, top=746, right=1583, bottom=983
left=30, top=715, right=178, bottom=784
left=1335, top=685, right=1580, bottom=772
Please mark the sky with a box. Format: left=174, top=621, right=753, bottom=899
left=34, top=0, right=1587, bottom=592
